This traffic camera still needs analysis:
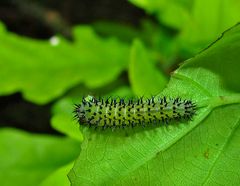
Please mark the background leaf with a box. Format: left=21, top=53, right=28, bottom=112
left=51, top=98, right=83, bottom=141
left=0, top=23, right=129, bottom=104
left=129, top=0, right=192, bottom=30
left=129, top=0, right=240, bottom=54
left=0, top=128, right=80, bottom=186
left=40, top=162, right=74, bottom=186
left=129, top=39, right=167, bottom=96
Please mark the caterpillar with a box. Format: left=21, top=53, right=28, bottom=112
left=74, top=95, right=196, bottom=130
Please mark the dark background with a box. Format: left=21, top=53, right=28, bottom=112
left=0, top=0, right=146, bottom=38
left=0, top=0, right=148, bottom=134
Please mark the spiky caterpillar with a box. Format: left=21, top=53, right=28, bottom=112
left=74, top=95, right=196, bottom=130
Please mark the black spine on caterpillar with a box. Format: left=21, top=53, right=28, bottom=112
left=74, top=95, right=197, bottom=130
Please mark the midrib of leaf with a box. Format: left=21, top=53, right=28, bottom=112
left=207, top=94, right=240, bottom=108
left=173, top=72, right=213, bottom=97
left=173, top=72, right=240, bottom=108
left=202, top=119, right=240, bottom=185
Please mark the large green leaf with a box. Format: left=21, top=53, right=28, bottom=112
left=0, top=128, right=80, bottom=186
left=68, top=24, right=240, bottom=185
left=0, top=22, right=129, bottom=104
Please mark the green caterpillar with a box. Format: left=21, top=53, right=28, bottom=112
left=74, top=95, right=196, bottom=130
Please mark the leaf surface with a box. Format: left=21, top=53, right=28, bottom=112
left=68, top=24, right=240, bottom=185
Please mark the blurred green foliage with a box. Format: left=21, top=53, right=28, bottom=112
left=129, top=0, right=240, bottom=54
left=0, top=128, right=80, bottom=186
left=129, top=39, right=167, bottom=95
left=0, top=23, right=129, bottom=104
left=0, top=0, right=240, bottom=185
